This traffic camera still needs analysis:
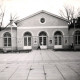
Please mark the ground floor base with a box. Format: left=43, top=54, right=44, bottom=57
left=0, top=35, right=80, bottom=51
left=1, top=45, right=80, bottom=53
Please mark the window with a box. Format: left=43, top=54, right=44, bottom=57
left=74, top=31, right=80, bottom=45
left=24, top=37, right=27, bottom=46
left=39, top=37, right=42, bottom=45
left=4, top=32, right=11, bottom=47
left=43, top=37, right=46, bottom=45
left=55, top=36, right=57, bottom=45
left=54, top=31, right=63, bottom=45
left=28, top=37, right=31, bottom=46
left=40, top=18, right=45, bottom=23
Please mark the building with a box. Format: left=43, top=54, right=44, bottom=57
left=0, top=10, right=80, bottom=51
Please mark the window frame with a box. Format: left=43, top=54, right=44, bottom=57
left=3, top=32, right=11, bottom=47
left=74, top=32, right=80, bottom=45
left=54, top=31, right=63, bottom=45
left=24, top=32, right=32, bottom=46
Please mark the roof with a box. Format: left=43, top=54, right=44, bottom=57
left=15, top=10, right=68, bottom=23
left=7, top=22, right=17, bottom=27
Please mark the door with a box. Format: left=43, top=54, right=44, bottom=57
left=24, top=32, right=32, bottom=50
left=54, top=31, right=63, bottom=49
left=39, top=31, right=47, bottom=49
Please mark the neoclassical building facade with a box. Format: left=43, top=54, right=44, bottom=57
left=0, top=10, right=80, bottom=51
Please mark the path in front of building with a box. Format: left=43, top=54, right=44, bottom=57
left=0, top=50, right=80, bottom=80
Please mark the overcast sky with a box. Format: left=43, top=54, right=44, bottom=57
left=0, top=0, right=80, bottom=26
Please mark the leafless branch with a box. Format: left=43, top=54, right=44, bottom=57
left=10, top=13, right=18, bottom=21
left=59, top=5, right=76, bottom=23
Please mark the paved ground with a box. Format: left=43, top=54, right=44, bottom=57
left=0, top=50, right=80, bottom=80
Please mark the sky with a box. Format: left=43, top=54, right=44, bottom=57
left=0, top=0, right=80, bottom=26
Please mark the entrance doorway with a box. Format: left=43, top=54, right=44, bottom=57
left=24, top=32, right=32, bottom=50
left=39, top=31, right=47, bottom=49
left=54, top=31, right=63, bottom=49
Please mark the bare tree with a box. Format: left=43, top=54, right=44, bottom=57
left=0, top=6, right=18, bottom=31
left=0, top=6, right=5, bottom=31
left=10, top=13, right=18, bottom=22
left=59, top=5, right=76, bottom=24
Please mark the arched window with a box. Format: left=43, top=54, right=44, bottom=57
left=39, top=31, right=47, bottom=36
left=74, top=30, right=80, bottom=44
left=4, top=32, right=11, bottom=47
left=54, top=31, right=63, bottom=45
left=24, top=32, right=31, bottom=36
left=24, top=32, right=32, bottom=46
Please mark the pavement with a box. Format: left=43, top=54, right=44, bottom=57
left=0, top=50, right=80, bottom=80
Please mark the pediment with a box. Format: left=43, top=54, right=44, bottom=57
left=16, top=10, right=68, bottom=27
